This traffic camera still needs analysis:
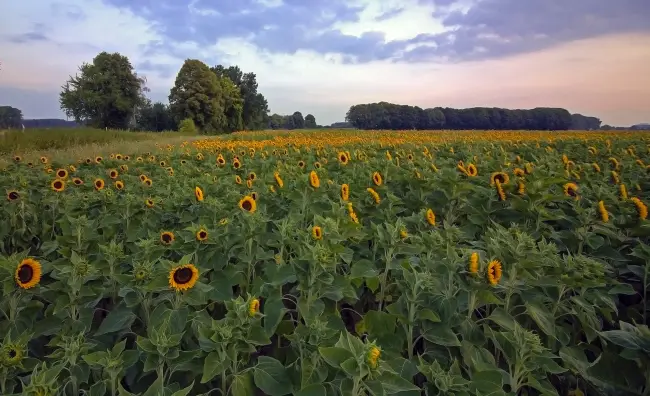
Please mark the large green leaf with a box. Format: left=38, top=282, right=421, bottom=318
left=253, top=356, right=293, bottom=396
left=318, top=347, right=355, bottom=368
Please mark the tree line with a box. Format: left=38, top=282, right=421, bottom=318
left=345, top=102, right=606, bottom=131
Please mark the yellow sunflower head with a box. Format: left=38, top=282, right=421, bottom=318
left=56, top=168, right=68, bottom=179
left=51, top=179, right=65, bottom=192
left=309, top=171, right=320, bottom=188
left=338, top=152, right=349, bottom=165
left=195, top=186, right=204, bottom=201
left=169, top=264, right=199, bottom=291
left=196, top=229, right=208, bottom=241
left=248, top=172, right=256, bottom=181
left=115, top=180, right=125, bottom=190
left=341, top=183, right=350, bottom=201
left=144, top=178, right=153, bottom=187
left=487, top=260, right=502, bottom=286
left=15, top=258, right=42, bottom=289
left=490, top=172, right=510, bottom=185
left=469, top=253, right=479, bottom=274
left=466, top=163, right=478, bottom=177
left=95, top=156, right=103, bottom=164
left=235, top=175, right=243, bottom=185
left=239, top=196, right=257, bottom=213
left=563, top=182, right=579, bottom=199
left=160, top=231, right=175, bottom=245
left=7, top=190, right=20, bottom=201
left=145, top=198, right=154, bottom=208
left=312, top=226, right=323, bottom=240
left=94, top=178, right=105, bottom=190
left=372, top=171, right=383, bottom=186
left=425, top=209, right=436, bottom=226
left=109, top=169, right=119, bottom=179
left=249, top=298, right=260, bottom=316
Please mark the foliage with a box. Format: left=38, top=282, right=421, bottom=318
left=346, top=102, right=575, bottom=130
left=304, top=114, right=317, bottom=129
left=211, top=65, right=270, bottom=130
left=1, top=129, right=649, bottom=396
left=178, top=118, right=198, bottom=135
left=135, top=101, right=177, bottom=132
left=59, top=52, right=147, bottom=129
left=0, top=106, right=23, bottom=129
left=269, top=112, right=319, bottom=130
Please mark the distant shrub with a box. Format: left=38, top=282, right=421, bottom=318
left=178, top=118, right=199, bottom=135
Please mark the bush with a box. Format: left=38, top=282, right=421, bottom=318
left=178, top=118, right=199, bottom=135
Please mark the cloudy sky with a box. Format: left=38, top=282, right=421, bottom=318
left=1, top=0, right=649, bottom=126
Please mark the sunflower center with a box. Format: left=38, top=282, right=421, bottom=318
left=74, top=179, right=81, bottom=185
left=8, top=349, right=17, bottom=358
left=199, top=231, right=207, bottom=239
left=173, top=267, right=193, bottom=284
left=54, top=181, right=63, bottom=189
left=242, top=200, right=252, bottom=211
left=17, top=264, right=34, bottom=284
left=58, top=171, right=65, bottom=177
left=8, top=191, right=19, bottom=200
left=568, top=188, right=577, bottom=197
left=495, top=174, right=506, bottom=183
left=162, top=233, right=172, bottom=243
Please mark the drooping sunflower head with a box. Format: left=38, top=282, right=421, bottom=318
left=139, top=174, right=147, bottom=182
left=248, top=298, right=260, bottom=316
left=469, top=253, right=479, bottom=274
left=312, top=226, right=323, bottom=240
left=425, top=208, right=436, bottom=226
left=399, top=228, right=408, bottom=239
left=367, top=346, right=381, bottom=369
left=563, top=182, right=579, bottom=199
left=51, top=179, right=65, bottom=192
left=341, top=183, right=350, bottom=201
left=630, top=197, right=648, bottom=220
left=246, top=179, right=253, bottom=189
left=195, top=186, right=204, bottom=202
left=196, top=229, right=208, bottom=241
left=56, top=168, right=68, bottom=179
left=597, top=200, right=609, bottom=223
left=145, top=198, right=154, bottom=208
left=338, top=152, right=349, bottom=165
left=524, top=163, right=534, bottom=174
left=7, top=190, right=20, bottom=201
left=248, top=172, right=256, bottom=181
left=168, top=264, right=199, bottom=291
left=367, top=187, right=381, bottom=204
left=588, top=146, right=597, bottom=155
left=487, top=260, right=502, bottom=286
left=233, top=158, right=241, bottom=169
left=372, top=171, right=383, bottom=186
left=15, top=258, right=42, bottom=289
left=239, top=196, right=257, bottom=213
left=490, top=172, right=510, bottom=185
left=160, top=231, right=175, bottom=245
left=120, top=164, right=128, bottom=172
left=235, top=175, right=243, bottom=185
left=273, top=172, right=284, bottom=188
left=94, top=178, right=105, bottom=190
left=144, top=178, right=153, bottom=187
left=513, top=168, right=525, bottom=177
left=608, top=157, right=619, bottom=170
left=95, top=156, right=103, bottom=164
left=309, top=171, right=320, bottom=188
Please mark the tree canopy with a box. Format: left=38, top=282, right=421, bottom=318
left=59, top=52, right=147, bottom=129
left=0, top=106, right=23, bottom=129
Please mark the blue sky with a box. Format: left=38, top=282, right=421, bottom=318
left=1, top=0, right=649, bottom=126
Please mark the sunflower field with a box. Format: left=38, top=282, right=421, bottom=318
left=1, top=130, right=649, bottom=396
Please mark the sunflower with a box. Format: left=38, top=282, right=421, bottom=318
left=196, top=229, right=208, bottom=241
left=341, top=183, right=349, bottom=201
left=219, top=218, right=228, bottom=226
left=13, top=155, right=22, bottom=163
left=490, top=172, right=510, bottom=185
left=139, top=174, right=147, bottom=182
left=425, top=209, right=436, bottom=226
left=2, top=343, right=24, bottom=366
left=588, top=146, right=597, bottom=155
left=372, top=172, right=383, bottom=186
left=95, top=156, right=103, bottom=164
left=217, top=155, right=226, bottom=166
left=136, top=156, right=143, bottom=162
left=7, top=190, right=19, bottom=201
left=159, top=161, right=167, bottom=167
left=55, top=168, right=68, bottom=179
left=367, top=188, right=381, bottom=204
left=115, top=180, right=125, bottom=190
left=487, top=260, right=502, bottom=286
left=249, top=298, right=260, bottom=316
left=239, top=196, right=257, bottom=213
left=246, top=179, right=253, bottom=189
left=93, top=179, right=105, bottom=191
left=69, top=165, right=77, bottom=172
left=597, top=201, right=609, bottom=223
left=399, top=228, right=408, bottom=239
left=560, top=182, right=578, bottom=200
left=196, top=153, right=204, bottom=161
left=312, top=226, right=323, bottom=240
left=251, top=191, right=258, bottom=200
left=160, top=231, right=175, bottom=245
left=592, top=163, right=601, bottom=173
left=495, top=181, right=506, bottom=201
left=120, top=164, right=128, bottom=172
left=168, top=264, right=199, bottom=291
left=610, top=171, right=619, bottom=184
left=367, top=346, right=380, bottom=369
left=338, top=152, right=349, bottom=165
left=513, top=168, right=525, bottom=177
left=386, top=151, right=392, bottom=161
left=40, top=156, right=48, bottom=164
left=630, top=197, right=648, bottom=220
left=195, top=186, right=204, bottom=202
left=233, top=158, right=242, bottom=169
left=619, top=184, right=628, bottom=200
left=115, top=153, right=122, bottom=160
left=85, top=158, right=93, bottom=164
left=108, top=169, right=118, bottom=179
left=145, top=198, right=154, bottom=208
left=466, top=163, right=478, bottom=177
left=469, top=253, right=479, bottom=275
left=51, top=179, right=65, bottom=192
left=524, top=163, right=534, bottom=174
left=144, top=178, right=153, bottom=187
left=248, top=172, right=257, bottom=181
left=274, top=172, right=284, bottom=188
left=608, top=157, right=619, bottom=170
left=298, top=160, right=305, bottom=169
left=15, top=258, right=42, bottom=289
left=309, top=171, right=320, bottom=188
left=235, top=175, right=243, bottom=185
left=517, top=181, right=525, bottom=195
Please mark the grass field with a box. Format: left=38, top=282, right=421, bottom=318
left=1, top=129, right=649, bottom=396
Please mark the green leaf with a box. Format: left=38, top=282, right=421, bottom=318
left=201, top=352, right=226, bottom=383
left=89, top=380, right=107, bottom=396
left=318, top=347, right=355, bottom=368
left=171, top=381, right=195, bottom=396
left=142, top=374, right=164, bottom=396
left=608, top=283, right=636, bottom=295
left=487, top=307, right=515, bottom=331
left=95, top=305, right=136, bottom=336
left=294, top=383, right=326, bottom=396
left=232, top=372, right=254, bottom=396
left=524, top=302, right=556, bottom=338
left=416, top=309, right=440, bottom=323
left=253, top=356, right=293, bottom=396
left=422, top=323, right=460, bottom=347
left=379, top=372, right=420, bottom=394
left=350, top=259, right=378, bottom=278
left=364, top=310, right=396, bottom=337
left=82, top=351, right=106, bottom=366
left=599, top=329, right=641, bottom=350
left=263, top=292, right=286, bottom=337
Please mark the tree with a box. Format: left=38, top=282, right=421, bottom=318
left=304, top=114, right=317, bottom=128
left=169, top=59, right=226, bottom=134
left=136, top=100, right=177, bottom=131
left=219, top=76, right=244, bottom=132
left=212, top=65, right=269, bottom=130
left=60, top=52, right=146, bottom=129
left=0, top=106, right=23, bottom=128
left=291, top=112, right=305, bottom=129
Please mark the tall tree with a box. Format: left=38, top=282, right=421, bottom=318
left=291, top=111, right=305, bottom=129
left=169, top=59, right=226, bottom=133
left=136, top=100, right=177, bottom=132
left=304, top=114, right=317, bottom=128
left=0, top=106, right=23, bottom=128
left=219, top=76, right=244, bottom=132
left=212, top=64, right=269, bottom=130
left=59, top=52, right=146, bottom=129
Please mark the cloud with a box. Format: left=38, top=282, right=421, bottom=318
left=0, top=0, right=649, bottom=127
